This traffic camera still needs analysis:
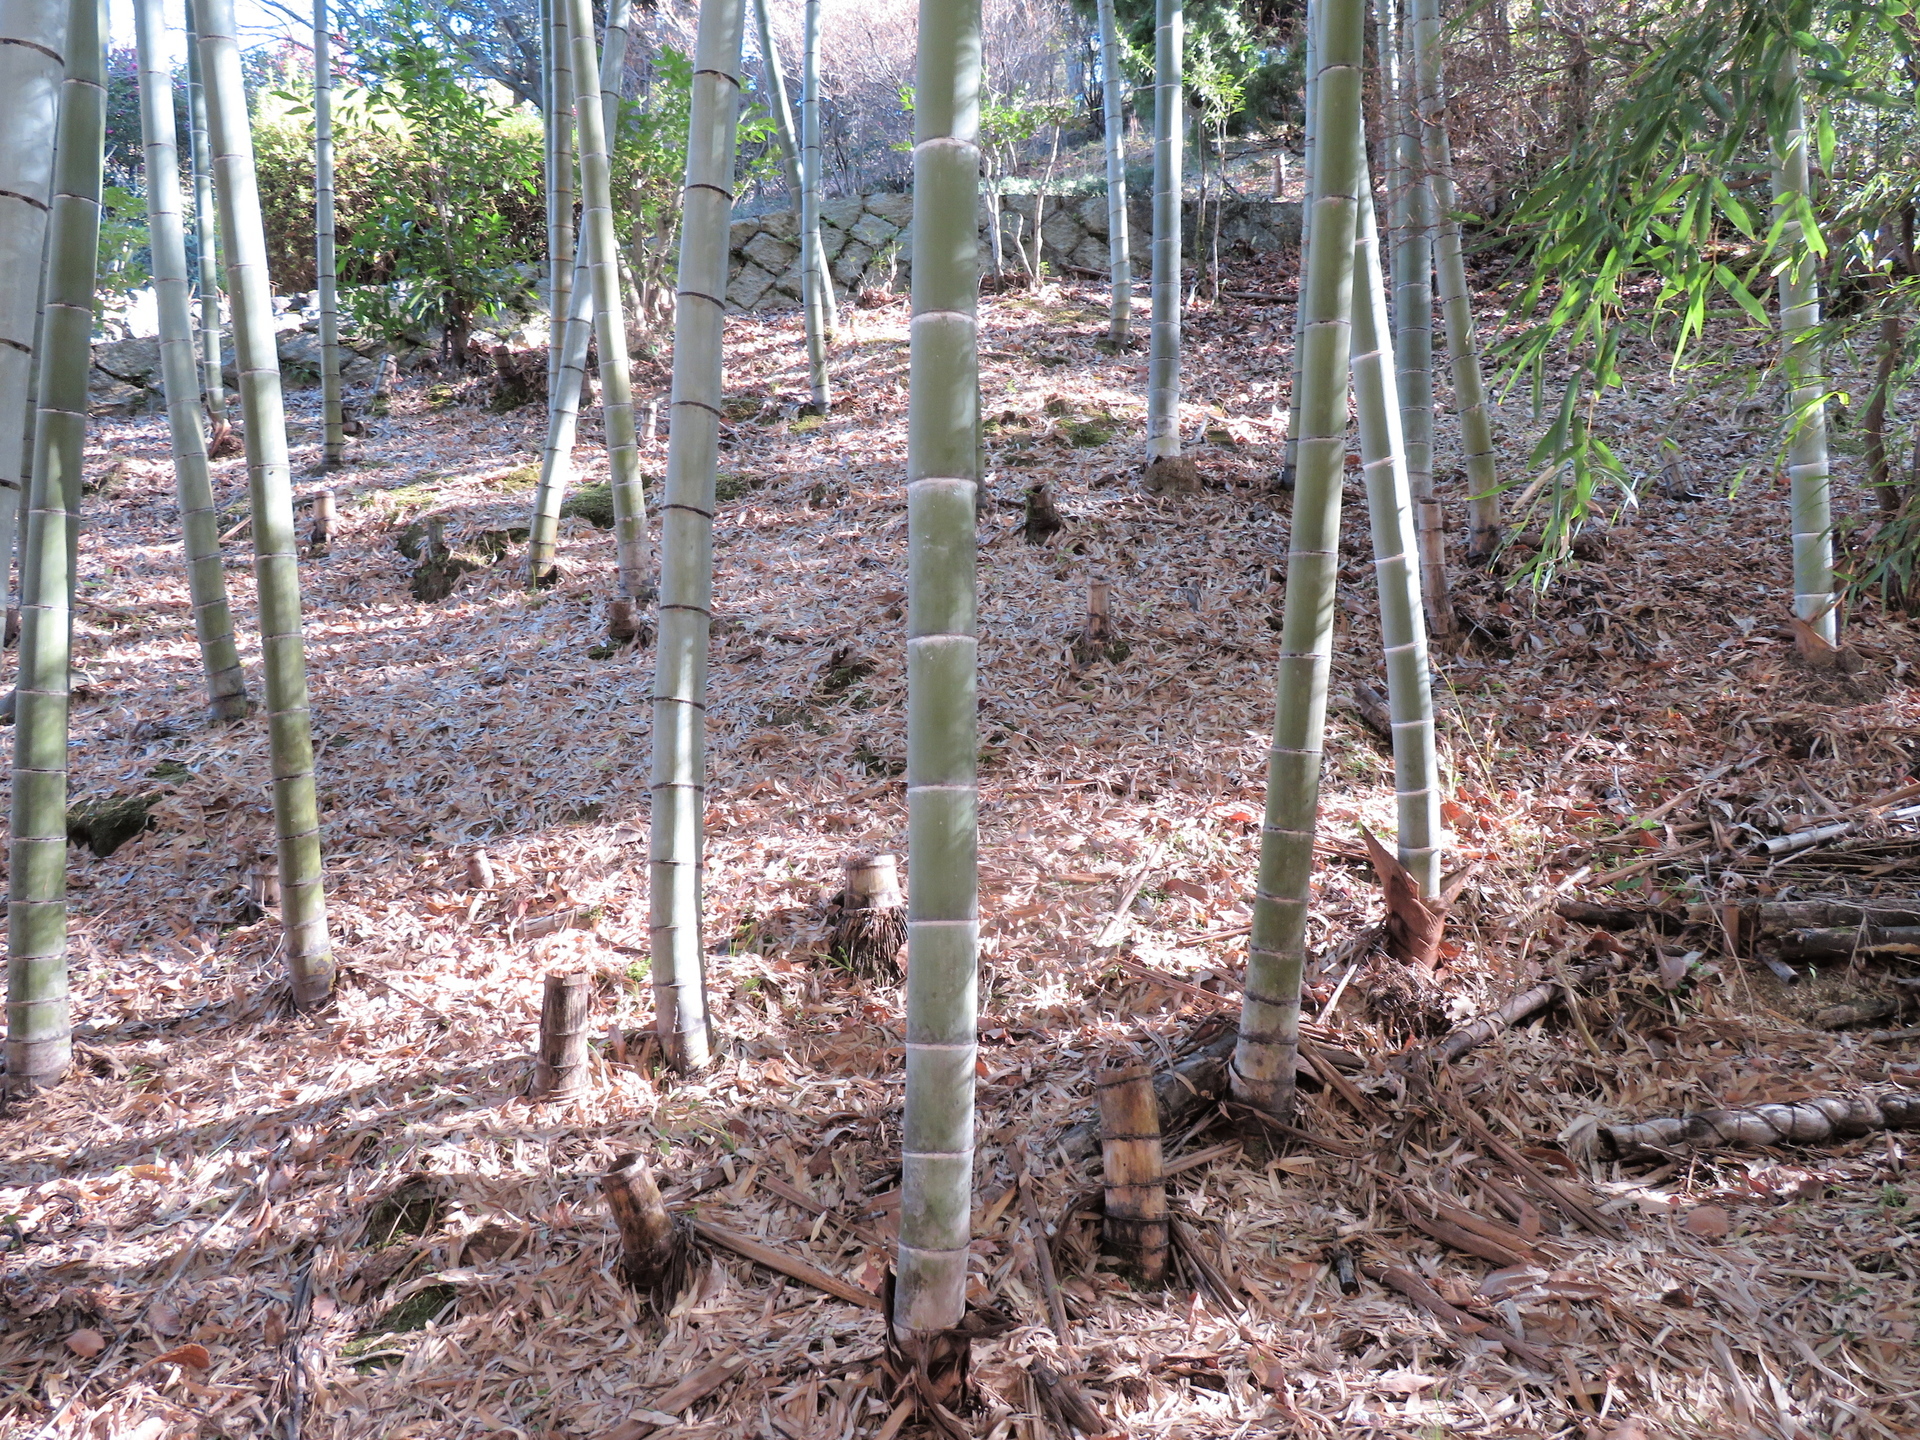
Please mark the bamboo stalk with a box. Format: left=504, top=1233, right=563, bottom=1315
left=7, top=0, right=99, bottom=1093
left=546, top=0, right=575, bottom=405
left=1279, top=0, right=1317, bottom=489
left=1097, top=1064, right=1168, bottom=1284
left=1407, top=0, right=1499, bottom=558
left=184, top=14, right=227, bottom=436
left=531, top=970, right=590, bottom=1100
left=1143, top=0, right=1182, bottom=465
left=647, top=0, right=746, bottom=1074
left=133, top=0, right=248, bottom=722
left=1598, top=1093, right=1920, bottom=1162
left=0, top=2, right=67, bottom=602
left=1095, top=0, right=1131, bottom=347
left=1770, top=51, right=1835, bottom=644
left=313, top=0, right=344, bottom=468
left=1232, top=0, right=1363, bottom=1121
left=799, top=0, right=832, bottom=407
left=750, top=0, right=833, bottom=344
left=197, top=0, right=335, bottom=1008
left=1351, top=172, right=1442, bottom=898
left=895, top=0, right=981, bottom=1347
left=567, top=0, right=647, bottom=601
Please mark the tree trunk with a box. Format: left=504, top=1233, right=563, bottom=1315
left=1352, top=171, right=1443, bottom=899
left=1095, top=0, right=1131, bottom=347
left=184, top=20, right=228, bottom=440
left=751, top=0, right=830, bottom=344
left=567, top=0, right=647, bottom=603
left=648, top=0, right=746, bottom=1074
left=894, top=0, right=981, bottom=1369
left=197, top=0, right=335, bottom=1009
left=1864, top=275, right=1903, bottom=514
left=313, top=0, right=344, bottom=469
left=0, top=0, right=67, bottom=612
left=1771, top=52, right=1836, bottom=643
left=1408, top=0, right=1500, bottom=559
left=545, top=0, right=575, bottom=406
left=134, top=0, right=248, bottom=723
left=1143, top=0, right=1183, bottom=468
left=1232, top=0, right=1362, bottom=1122
left=1279, top=2, right=1317, bottom=489
left=799, top=0, right=832, bottom=408
left=6, top=0, right=97, bottom=1094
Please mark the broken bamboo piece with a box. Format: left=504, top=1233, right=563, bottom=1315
left=1029, top=1360, right=1110, bottom=1438
left=1362, top=1262, right=1551, bottom=1369
left=688, top=1218, right=881, bottom=1309
left=602, top=1152, right=694, bottom=1309
left=1096, top=1063, right=1168, bottom=1285
left=531, top=971, right=590, bottom=1100
left=1781, top=925, right=1920, bottom=960
left=1597, top=1092, right=1920, bottom=1162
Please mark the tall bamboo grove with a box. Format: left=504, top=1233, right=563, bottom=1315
left=134, top=0, right=248, bottom=722
left=799, top=0, right=832, bottom=409
left=8, top=0, right=101, bottom=1093
left=313, top=0, right=344, bottom=468
left=895, top=0, right=982, bottom=1363
left=1771, top=51, right=1836, bottom=644
left=1232, top=0, right=1365, bottom=1121
left=0, top=0, right=68, bottom=589
left=197, top=0, right=335, bottom=1007
left=1094, top=0, right=1131, bottom=347
left=1142, top=0, right=1183, bottom=477
left=648, top=0, right=746, bottom=1074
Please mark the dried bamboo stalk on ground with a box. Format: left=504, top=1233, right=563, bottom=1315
left=1363, top=1263, right=1551, bottom=1368
left=1597, top=1092, right=1920, bottom=1162
left=530, top=970, right=589, bottom=1099
left=1781, top=926, right=1920, bottom=959
left=1096, top=1063, right=1168, bottom=1284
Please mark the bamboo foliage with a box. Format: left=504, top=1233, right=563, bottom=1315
left=1094, top=0, right=1131, bottom=348
left=1233, top=0, right=1362, bottom=1121
left=7, top=0, right=100, bottom=1094
left=567, top=0, right=647, bottom=601
left=1143, top=0, right=1182, bottom=465
left=133, top=0, right=248, bottom=722
left=896, top=0, right=981, bottom=1345
left=1407, top=0, right=1499, bottom=559
left=314, top=0, right=344, bottom=468
left=185, top=15, right=227, bottom=435
left=799, top=0, right=832, bottom=409
left=1771, top=51, right=1835, bottom=644
left=0, top=0, right=68, bottom=594
left=648, top=0, right=746, bottom=1074
left=197, top=0, right=335, bottom=1008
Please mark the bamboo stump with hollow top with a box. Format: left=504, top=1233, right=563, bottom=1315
left=531, top=971, right=590, bottom=1101
left=601, top=1152, right=692, bottom=1308
left=309, top=489, right=335, bottom=552
left=1097, top=1063, right=1168, bottom=1284
left=831, top=852, right=906, bottom=979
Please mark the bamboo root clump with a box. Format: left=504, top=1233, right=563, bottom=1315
left=830, top=852, right=906, bottom=979
left=1597, top=1093, right=1920, bottom=1162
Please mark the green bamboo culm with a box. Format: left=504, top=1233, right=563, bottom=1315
left=134, top=0, right=248, bottom=723
left=1279, top=0, right=1317, bottom=489
left=751, top=0, right=804, bottom=213
left=539, top=0, right=554, bottom=335
left=647, top=0, right=746, bottom=1075
left=185, top=10, right=228, bottom=436
left=1095, top=0, right=1131, bottom=348
left=197, top=0, right=335, bottom=1007
left=1352, top=168, right=1442, bottom=898
left=546, top=0, right=575, bottom=404
left=799, top=0, right=833, bottom=408
left=896, top=0, right=981, bottom=1351
left=7, top=0, right=102, bottom=1094
left=1143, top=0, right=1182, bottom=467
left=313, top=0, right=344, bottom=469
left=567, top=0, right=647, bottom=602
left=1771, top=50, right=1836, bottom=644
left=0, top=0, right=69, bottom=595
left=1232, top=0, right=1362, bottom=1122
left=1383, top=0, right=1448, bottom=636
left=1407, top=0, right=1499, bottom=560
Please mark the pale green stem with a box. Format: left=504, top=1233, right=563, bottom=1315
left=1096, top=0, right=1131, bottom=347
left=1772, top=51, right=1835, bottom=642
left=547, top=0, right=575, bottom=406
left=314, top=0, right=343, bottom=468
left=1232, top=0, right=1363, bottom=1122
left=800, top=0, right=832, bottom=406
left=198, top=0, right=334, bottom=1008
left=1282, top=2, right=1316, bottom=486
left=135, top=0, right=248, bottom=722
left=648, top=0, right=746, bottom=1074
left=896, top=0, right=981, bottom=1344
left=7, top=0, right=98, bottom=1094
left=1145, top=0, right=1182, bottom=462
left=186, top=13, right=227, bottom=429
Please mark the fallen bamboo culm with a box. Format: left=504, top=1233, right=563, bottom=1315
left=1361, top=1262, right=1551, bottom=1369
left=1423, top=959, right=1614, bottom=1066
left=1780, top=926, right=1920, bottom=960
left=688, top=1218, right=882, bottom=1309
left=1596, top=1091, right=1920, bottom=1162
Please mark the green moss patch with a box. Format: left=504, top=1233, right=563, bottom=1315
left=560, top=483, right=616, bottom=529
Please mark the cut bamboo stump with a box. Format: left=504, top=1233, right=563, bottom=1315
left=1096, top=1063, right=1168, bottom=1285
left=830, top=851, right=906, bottom=979
left=602, top=1152, right=693, bottom=1310
left=308, top=488, right=334, bottom=553
left=465, top=848, right=496, bottom=891
left=531, top=971, right=590, bottom=1101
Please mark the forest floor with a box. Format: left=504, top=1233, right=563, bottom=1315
left=2, top=260, right=1919, bottom=1440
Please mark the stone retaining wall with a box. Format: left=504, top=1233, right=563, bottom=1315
left=726, top=189, right=1302, bottom=310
